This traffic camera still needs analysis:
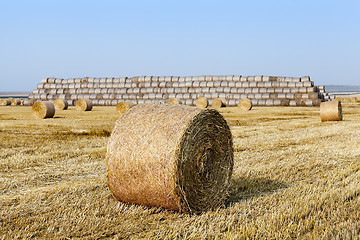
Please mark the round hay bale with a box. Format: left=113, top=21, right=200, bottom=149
left=32, top=101, right=55, bottom=119
left=320, top=100, right=343, bottom=122
left=196, top=96, right=208, bottom=108
left=11, top=99, right=21, bottom=105
left=76, top=99, right=93, bottom=111
left=116, top=101, right=135, bottom=115
left=212, top=98, right=226, bottom=108
left=0, top=99, right=11, bottom=106
left=54, top=99, right=68, bottom=110
left=237, top=98, right=252, bottom=111
left=168, top=98, right=181, bottom=104
left=106, top=103, right=233, bottom=213
left=23, top=99, right=34, bottom=106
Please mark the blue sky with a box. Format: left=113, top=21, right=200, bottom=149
left=1, top=0, right=359, bottom=91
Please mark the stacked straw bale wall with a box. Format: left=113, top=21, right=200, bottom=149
left=28, top=75, right=331, bottom=106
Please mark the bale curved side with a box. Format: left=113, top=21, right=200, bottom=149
left=32, top=101, right=55, bottom=119
left=76, top=99, right=93, bottom=111
left=54, top=99, right=68, bottom=110
left=320, top=100, right=343, bottom=122
left=237, top=98, right=252, bottom=111
left=116, top=101, right=135, bottom=115
left=106, top=103, right=233, bottom=213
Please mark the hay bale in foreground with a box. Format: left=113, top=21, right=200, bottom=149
left=0, top=99, right=11, bottom=106
left=237, top=98, right=252, bottom=111
left=168, top=98, right=181, bottom=104
left=76, top=99, right=93, bottom=111
left=116, top=101, right=135, bottom=115
left=212, top=98, right=226, bottom=108
left=32, top=101, right=55, bottom=119
left=54, top=99, right=68, bottom=110
left=106, top=103, right=234, bottom=213
left=195, top=96, right=208, bottom=108
left=320, top=100, right=343, bottom=122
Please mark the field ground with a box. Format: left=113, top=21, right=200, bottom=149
left=1, top=103, right=360, bottom=239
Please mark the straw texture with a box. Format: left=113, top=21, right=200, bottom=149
left=116, top=101, right=135, bottom=115
left=106, top=103, right=233, bottom=213
left=76, top=99, right=93, bottom=111
left=238, top=98, right=252, bottom=111
left=212, top=98, right=226, bottom=108
left=54, top=99, right=68, bottom=110
left=196, top=96, right=208, bottom=108
left=320, top=101, right=343, bottom=122
left=32, top=101, right=55, bottom=119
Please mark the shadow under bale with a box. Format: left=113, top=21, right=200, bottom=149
left=226, top=177, right=287, bottom=205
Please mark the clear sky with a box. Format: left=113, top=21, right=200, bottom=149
left=1, top=0, right=359, bottom=91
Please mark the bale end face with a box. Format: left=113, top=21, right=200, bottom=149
left=212, top=98, right=226, bottom=108
left=196, top=97, right=208, bottom=108
left=237, top=98, right=252, bottom=111
left=32, top=101, right=55, bottom=119
left=320, top=100, right=343, bottom=122
left=116, top=102, right=135, bottom=115
left=106, top=103, right=233, bottom=214
left=168, top=98, right=181, bottom=104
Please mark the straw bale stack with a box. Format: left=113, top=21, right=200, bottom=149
left=106, top=103, right=233, bottom=213
left=32, top=101, right=55, bottom=119
left=238, top=98, right=252, bottom=111
left=196, top=96, right=208, bottom=108
left=320, top=101, right=343, bottom=122
left=0, top=99, right=11, bottom=106
left=76, top=99, right=93, bottom=111
left=212, top=98, right=226, bottom=108
left=116, top=101, right=135, bottom=115
left=54, top=99, right=68, bottom=110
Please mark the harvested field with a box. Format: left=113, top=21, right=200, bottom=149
left=1, top=103, right=360, bottom=239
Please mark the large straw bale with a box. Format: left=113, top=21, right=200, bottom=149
left=0, top=99, right=11, bottom=106
left=54, top=99, right=68, bottom=110
left=32, top=101, right=55, bottom=119
left=237, top=98, right=252, bottom=111
left=196, top=96, right=208, bottom=108
left=212, top=98, right=226, bottom=108
left=320, top=101, right=343, bottom=122
left=106, top=103, right=233, bottom=213
left=11, top=99, right=21, bottom=105
left=76, top=99, right=93, bottom=111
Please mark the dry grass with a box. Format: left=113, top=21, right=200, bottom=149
left=1, top=103, right=360, bottom=239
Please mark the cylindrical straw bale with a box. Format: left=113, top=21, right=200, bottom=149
left=320, top=101, right=343, bottom=122
left=196, top=96, right=208, bottom=108
left=76, top=99, right=93, bottom=111
left=116, top=101, right=135, bottom=115
left=23, top=99, right=34, bottom=106
left=106, top=103, right=233, bottom=213
left=0, top=99, right=11, bottom=106
left=11, top=99, right=21, bottom=105
left=212, top=98, right=226, bottom=108
left=32, top=101, right=55, bottom=119
left=54, top=99, right=68, bottom=110
left=237, top=98, right=252, bottom=111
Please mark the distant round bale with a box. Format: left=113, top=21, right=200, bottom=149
left=195, top=96, right=208, bottom=108
left=106, top=103, right=234, bottom=214
left=355, top=97, right=360, bottom=103
left=0, top=99, right=11, bottom=106
left=237, top=98, right=252, bottom=111
left=116, top=101, right=135, bottom=115
left=54, top=99, right=68, bottom=110
left=212, top=98, right=226, bottom=108
left=76, top=99, right=93, bottom=111
left=32, top=101, right=55, bottom=119
left=23, top=99, right=34, bottom=106
left=320, top=100, right=343, bottom=122
left=168, top=98, right=181, bottom=104
left=11, top=99, right=21, bottom=105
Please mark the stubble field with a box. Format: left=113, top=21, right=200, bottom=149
left=1, top=103, right=360, bottom=239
